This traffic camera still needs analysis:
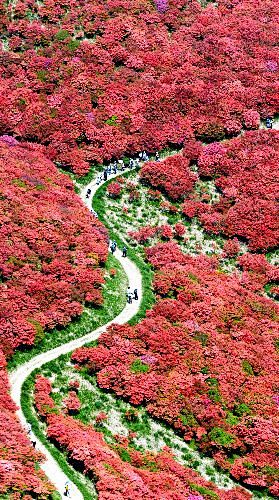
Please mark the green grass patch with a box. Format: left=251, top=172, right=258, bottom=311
left=92, top=174, right=155, bottom=325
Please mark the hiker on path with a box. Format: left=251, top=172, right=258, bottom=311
left=103, top=170, right=108, bottom=181
left=134, top=289, right=138, bottom=300
left=86, top=188, right=91, bottom=198
left=64, top=481, right=70, bottom=497
left=142, top=151, right=149, bottom=161
left=266, top=116, right=273, bottom=129
left=26, top=423, right=32, bottom=435
left=155, top=151, right=160, bottom=161
left=122, top=246, right=127, bottom=257
left=113, top=161, right=118, bottom=174
left=126, top=286, right=133, bottom=304
left=110, top=241, right=116, bottom=254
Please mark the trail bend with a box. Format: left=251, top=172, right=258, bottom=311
left=9, top=170, right=142, bottom=499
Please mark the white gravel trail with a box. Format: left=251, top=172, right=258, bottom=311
left=9, top=172, right=142, bottom=499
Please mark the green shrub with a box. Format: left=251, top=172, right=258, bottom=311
left=130, top=358, right=149, bottom=373
left=209, top=427, right=235, bottom=447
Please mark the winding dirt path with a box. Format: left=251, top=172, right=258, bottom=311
left=9, top=172, right=142, bottom=499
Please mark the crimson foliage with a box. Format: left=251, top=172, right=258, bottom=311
left=0, top=1, right=278, bottom=173
left=184, top=131, right=279, bottom=252
left=0, top=140, right=108, bottom=356
left=140, top=155, right=197, bottom=201
left=73, top=243, right=279, bottom=494
left=34, top=375, right=250, bottom=499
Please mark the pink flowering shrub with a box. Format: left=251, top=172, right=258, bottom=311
left=107, top=181, right=122, bottom=198
left=186, top=131, right=279, bottom=252
left=72, top=244, right=279, bottom=493
left=0, top=142, right=108, bottom=357
left=140, top=154, right=197, bottom=201
left=34, top=374, right=250, bottom=499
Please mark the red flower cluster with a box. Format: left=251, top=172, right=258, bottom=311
left=0, top=1, right=278, bottom=173
left=140, top=155, right=197, bottom=201
left=0, top=141, right=108, bottom=356
left=0, top=351, right=53, bottom=497
left=72, top=243, right=279, bottom=493
left=34, top=375, right=250, bottom=499
left=107, top=181, right=122, bottom=198
left=183, top=131, right=279, bottom=251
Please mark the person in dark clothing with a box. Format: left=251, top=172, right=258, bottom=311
left=155, top=151, right=160, bottom=161
left=122, top=246, right=127, bottom=257
left=86, top=188, right=91, bottom=198
left=134, top=289, right=138, bottom=300
left=31, top=440, right=36, bottom=448
left=266, top=116, right=273, bottom=129
left=126, top=286, right=132, bottom=303
left=103, top=170, right=108, bottom=181
left=110, top=241, right=116, bottom=254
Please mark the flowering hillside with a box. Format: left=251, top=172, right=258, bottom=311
left=183, top=131, right=279, bottom=252
left=0, top=138, right=108, bottom=357
left=0, top=0, right=278, bottom=173
left=2, top=0, right=279, bottom=497
left=34, top=373, right=251, bottom=499
left=73, top=244, right=279, bottom=495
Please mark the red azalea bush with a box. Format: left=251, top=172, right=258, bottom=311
left=0, top=351, right=53, bottom=497
left=107, top=181, right=122, bottom=198
left=0, top=1, right=278, bottom=173
left=183, top=131, right=279, bottom=252
left=63, top=391, right=81, bottom=414
left=140, top=154, right=197, bottom=201
left=34, top=375, right=250, bottom=499
left=72, top=243, right=279, bottom=493
left=0, top=141, right=108, bottom=356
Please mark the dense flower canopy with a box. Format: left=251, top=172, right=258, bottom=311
left=34, top=374, right=251, bottom=499
left=0, top=0, right=278, bottom=173
left=73, top=244, right=279, bottom=494
left=0, top=140, right=108, bottom=357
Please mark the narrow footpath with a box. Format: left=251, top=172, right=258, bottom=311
left=9, top=172, right=142, bottom=499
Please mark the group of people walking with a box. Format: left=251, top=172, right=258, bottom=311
left=126, top=286, right=138, bottom=304
left=97, top=150, right=161, bottom=185
left=110, top=240, right=127, bottom=257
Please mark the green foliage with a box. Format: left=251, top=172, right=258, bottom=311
left=36, top=69, right=48, bottom=82
left=105, top=115, right=118, bottom=126
left=28, top=318, right=45, bottom=344
left=180, top=409, right=197, bottom=427
left=12, top=178, right=27, bottom=188
left=194, top=332, right=208, bottom=346
left=67, top=39, right=80, bottom=51
left=130, top=358, right=149, bottom=373
left=262, top=466, right=279, bottom=480
left=242, top=359, right=254, bottom=376
left=117, top=447, right=132, bottom=463
left=55, top=29, right=70, bottom=41
left=225, top=412, right=239, bottom=426
left=209, top=427, right=235, bottom=447
left=190, top=483, right=219, bottom=499
left=233, top=402, right=251, bottom=417
left=200, top=366, right=209, bottom=374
